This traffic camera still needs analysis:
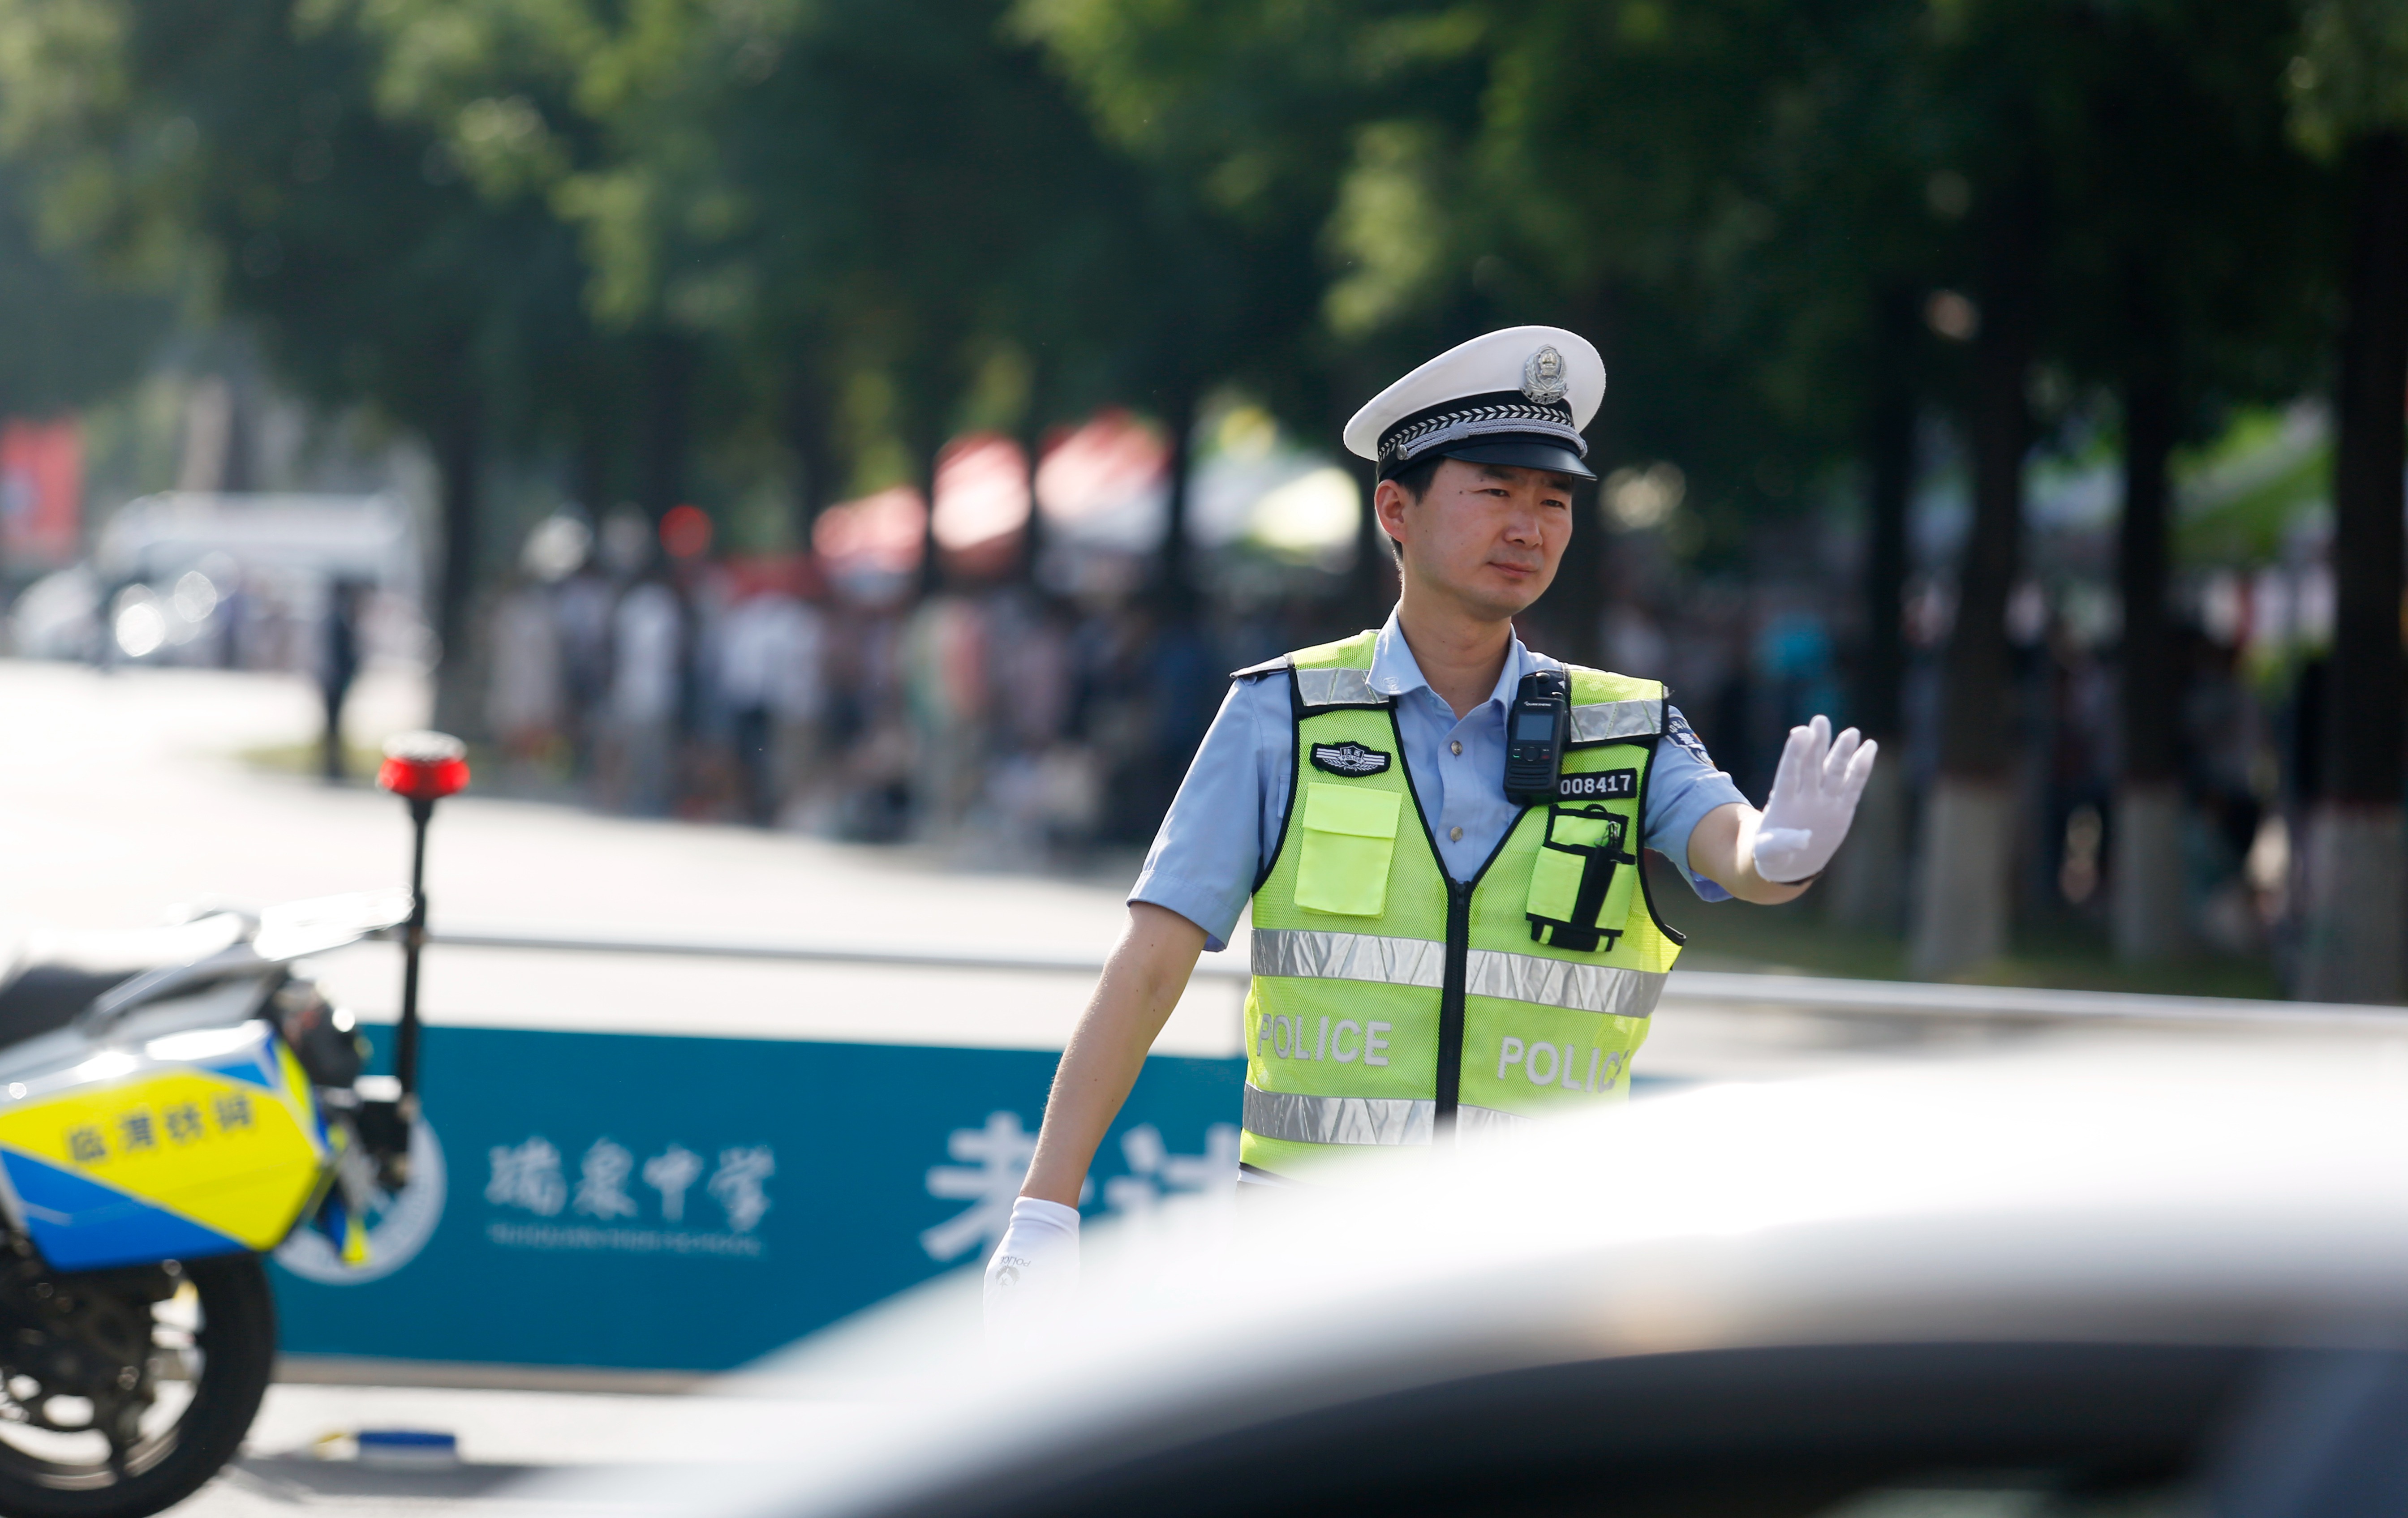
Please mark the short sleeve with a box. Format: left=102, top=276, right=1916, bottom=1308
left=1128, top=676, right=1286, bottom=951
left=1643, top=706, right=1749, bottom=903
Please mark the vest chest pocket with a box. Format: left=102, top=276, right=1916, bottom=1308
left=1526, top=803, right=1639, bottom=952
left=1295, top=782, right=1403, bottom=917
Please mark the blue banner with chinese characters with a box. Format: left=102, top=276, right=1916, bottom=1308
left=268, top=1026, right=1243, bottom=1372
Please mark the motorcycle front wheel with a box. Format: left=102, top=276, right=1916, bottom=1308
left=0, top=1253, right=275, bottom=1518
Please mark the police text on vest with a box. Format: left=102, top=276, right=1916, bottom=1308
left=1257, top=1014, right=1390, bottom=1066
left=1496, top=1036, right=1625, bottom=1093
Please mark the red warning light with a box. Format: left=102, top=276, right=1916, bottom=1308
left=377, top=731, right=470, bottom=801
left=660, top=503, right=713, bottom=560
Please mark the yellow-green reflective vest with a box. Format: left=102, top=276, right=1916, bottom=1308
left=1240, top=630, right=1686, bottom=1180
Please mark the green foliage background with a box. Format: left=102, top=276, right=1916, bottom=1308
left=0, top=0, right=2356, bottom=644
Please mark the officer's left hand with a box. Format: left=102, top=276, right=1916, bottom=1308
left=1752, top=715, right=1877, bottom=884
left=985, top=1196, right=1080, bottom=1350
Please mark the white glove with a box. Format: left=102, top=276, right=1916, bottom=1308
left=1751, top=715, right=1878, bottom=884
left=984, top=1196, right=1080, bottom=1346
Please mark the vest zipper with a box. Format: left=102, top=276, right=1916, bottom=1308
left=1435, top=878, right=1473, bottom=1139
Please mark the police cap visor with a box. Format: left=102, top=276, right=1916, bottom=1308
left=1427, top=437, right=1597, bottom=482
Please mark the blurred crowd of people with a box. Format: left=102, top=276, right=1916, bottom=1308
left=2027, top=614, right=2279, bottom=953
left=1587, top=528, right=2293, bottom=961
left=0, top=483, right=2305, bottom=968
left=482, top=504, right=2299, bottom=956
left=478, top=511, right=1295, bottom=859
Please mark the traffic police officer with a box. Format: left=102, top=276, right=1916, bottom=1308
left=988, top=326, right=1877, bottom=1324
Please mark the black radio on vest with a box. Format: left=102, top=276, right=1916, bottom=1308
left=1503, top=669, right=1570, bottom=805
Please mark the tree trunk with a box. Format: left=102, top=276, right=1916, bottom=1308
left=1157, top=384, right=1200, bottom=618
left=220, top=370, right=254, bottom=494
left=2117, top=372, right=2178, bottom=787
left=2299, top=130, right=2408, bottom=1004
left=429, top=399, right=483, bottom=737
left=787, top=360, right=837, bottom=549
left=1550, top=283, right=1613, bottom=667
left=2327, top=133, right=2408, bottom=810
left=912, top=395, right=950, bottom=600
left=2298, top=806, right=2405, bottom=1001
left=1860, top=286, right=1916, bottom=745
left=1328, top=361, right=1397, bottom=634
left=1911, top=781, right=2013, bottom=974
left=2113, top=364, right=2187, bottom=962
left=1548, top=483, right=1604, bottom=667
left=573, top=429, right=611, bottom=520
left=637, top=331, right=692, bottom=523
left=1828, top=284, right=1917, bottom=933
left=1941, top=247, right=2038, bottom=778
left=1912, top=177, right=2041, bottom=979
left=1018, top=397, right=1049, bottom=587
left=1828, top=761, right=1909, bottom=935
left=1349, top=462, right=1393, bottom=630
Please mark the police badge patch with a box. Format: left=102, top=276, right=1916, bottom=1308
left=1310, top=741, right=1393, bottom=777
left=1521, top=345, right=1569, bottom=405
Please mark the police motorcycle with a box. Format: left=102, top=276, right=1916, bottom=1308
left=0, top=733, right=466, bottom=1518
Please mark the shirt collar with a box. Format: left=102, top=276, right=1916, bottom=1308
left=1368, top=608, right=1535, bottom=714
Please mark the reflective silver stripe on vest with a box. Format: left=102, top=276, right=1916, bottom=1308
left=1568, top=699, right=1660, bottom=743
left=1243, top=1083, right=1434, bottom=1145
left=1243, top=1094, right=1569, bottom=1150
left=1252, top=929, right=1664, bottom=1018
left=1252, top=928, right=1444, bottom=988
left=1293, top=667, right=1381, bottom=708
left=1456, top=1105, right=1539, bottom=1142
left=1466, top=951, right=1666, bottom=1018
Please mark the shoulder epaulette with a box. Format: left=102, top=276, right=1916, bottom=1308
left=1230, top=654, right=1292, bottom=681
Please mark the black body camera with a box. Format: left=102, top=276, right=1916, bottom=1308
left=1504, top=669, right=1570, bottom=805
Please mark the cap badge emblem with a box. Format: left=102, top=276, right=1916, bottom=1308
left=1521, top=346, right=1568, bottom=405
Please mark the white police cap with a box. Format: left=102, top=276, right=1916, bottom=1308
left=1343, top=326, right=1606, bottom=482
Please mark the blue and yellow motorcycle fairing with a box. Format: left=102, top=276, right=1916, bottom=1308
left=0, top=894, right=408, bottom=1518
left=0, top=1020, right=335, bottom=1274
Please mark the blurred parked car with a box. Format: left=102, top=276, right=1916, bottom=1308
left=555, top=1035, right=2408, bottom=1518
left=9, top=492, right=427, bottom=669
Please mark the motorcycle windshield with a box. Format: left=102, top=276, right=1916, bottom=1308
left=251, top=891, right=413, bottom=963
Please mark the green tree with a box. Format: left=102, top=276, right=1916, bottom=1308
left=1677, top=0, right=1951, bottom=932
left=0, top=0, right=611, bottom=720
left=1296, top=0, right=1843, bottom=646
left=0, top=163, right=173, bottom=583
left=331, top=0, right=1203, bottom=592
left=1015, top=0, right=1372, bottom=611
left=2287, top=0, right=2408, bottom=1002
left=310, top=0, right=698, bottom=522
left=2039, top=0, right=2329, bottom=965
left=0, top=167, right=171, bottom=425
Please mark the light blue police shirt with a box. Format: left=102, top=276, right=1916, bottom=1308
left=1131, top=611, right=1750, bottom=952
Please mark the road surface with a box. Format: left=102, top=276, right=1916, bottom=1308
left=0, top=657, right=2368, bottom=1514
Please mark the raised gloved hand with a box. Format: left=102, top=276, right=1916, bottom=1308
left=984, top=1196, right=1080, bottom=1346
left=1751, top=715, right=1878, bottom=884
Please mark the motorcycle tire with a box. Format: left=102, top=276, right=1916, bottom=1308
left=0, top=1253, right=275, bottom=1518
